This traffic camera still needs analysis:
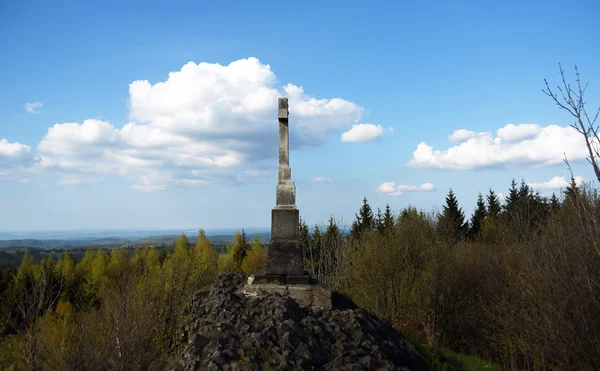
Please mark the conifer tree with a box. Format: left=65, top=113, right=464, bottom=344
left=375, top=207, right=385, bottom=234
left=564, top=177, right=580, bottom=206
left=437, top=189, right=468, bottom=245
left=549, top=192, right=561, bottom=211
left=299, top=217, right=312, bottom=263
left=383, top=204, right=395, bottom=233
left=350, top=197, right=375, bottom=239
left=486, top=189, right=502, bottom=218
left=468, top=193, right=487, bottom=240
left=503, top=179, right=520, bottom=218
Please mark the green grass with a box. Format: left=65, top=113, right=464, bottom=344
left=416, top=343, right=501, bottom=371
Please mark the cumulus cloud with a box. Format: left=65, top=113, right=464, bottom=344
left=409, top=123, right=593, bottom=170
left=313, top=177, right=333, bottom=184
left=529, top=175, right=586, bottom=190
left=448, top=129, right=479, bottom=143
left=37, top=57, right=372, bottom=190
left=24, top=102, right=43, bottom=114
left=376, top=182, right=434, bottom=196
left=341, top=124, right=385, bottom=143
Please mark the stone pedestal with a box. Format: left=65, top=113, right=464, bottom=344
left=242, top=280, right=332, bottom=311
left=271, top=209, right=299, bottom=239
left=265, top=239, right=304, bottom=276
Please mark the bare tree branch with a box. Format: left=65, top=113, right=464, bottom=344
left=544, top=64, right=600, bottom=183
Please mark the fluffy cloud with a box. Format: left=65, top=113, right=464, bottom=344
left=341, top=124, right=385, bottom=143
left=529, top=175, right=586, bottom=190
left=313, top=177, right=333, bottom=184
left=409, top=123, right=592, bottom=170
left=37, top=57, right=372, bottom=190
left=24, top=102, right=43, bottom=114
left=376, top=182, right=434, bottom=196
left=0, top=139, right=37, bottom=171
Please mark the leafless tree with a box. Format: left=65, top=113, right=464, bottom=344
left=543, top=63, right=600, bottom=182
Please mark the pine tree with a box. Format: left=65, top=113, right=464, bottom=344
left=487, top=189, right=502, bottom=218
left=299, top=217, right=312, bottom=263
left=468, top=193, right=487, bottom=240
left=564, top=177, right=580, bottom=206
left=383, top=204, right=395, bottom=233
left=549, top=192, right=561, bottom=211
left=350, top=197, right=375, bottom=239
left=503, top=179, right=520, bottom=218
left=438, top=189, right=468, bottom=245
left=375, top=207, right=385, bottom=234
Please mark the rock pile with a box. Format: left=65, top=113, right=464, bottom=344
left=175, top=273, right=428, bottom=370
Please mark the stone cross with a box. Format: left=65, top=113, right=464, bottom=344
left=264, top=98, right=308, bottom=283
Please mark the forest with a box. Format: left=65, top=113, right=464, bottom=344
left=0, top=174, right=599, bottom=370
left=1, top=66, right=599, bottom=370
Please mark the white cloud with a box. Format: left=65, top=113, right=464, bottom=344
left=313, top=177, right=333, bottom=184
left=24, top=102, right=43, bottom=114
left=341, top=124, right=384, bottom=143
left=409, top=123, right=593, bottom=170
left=37, top=57, right=370, bottom=191
left=388, top=127, right=395, bottom=135
left=376, top=182, right=434, bottom=196
left=529, top=175, right=586, bottom=190
left=497, top=192, right=506, bottom=201
left=0, top=139, right=37, bottom=183
left=448, top=129, right=479, bottom=143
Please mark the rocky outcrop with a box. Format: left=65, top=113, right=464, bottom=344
left=174, top=273, right=428, bottom=371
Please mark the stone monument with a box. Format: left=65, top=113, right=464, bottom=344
left=264, top=97, right=308, bottom=283
left=244, top=98, right=331, bottom=310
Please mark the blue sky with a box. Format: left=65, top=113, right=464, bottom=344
left=0, top=0, right=599, bottom=231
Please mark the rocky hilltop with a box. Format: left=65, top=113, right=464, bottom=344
left=173, top=273, right=428, bottom=370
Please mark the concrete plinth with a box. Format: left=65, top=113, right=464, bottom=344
left=241, top=282, right=332, bottom=311
left=265, top=239, right=304, bottom=275
left=271, top=209, right=299, bottom=240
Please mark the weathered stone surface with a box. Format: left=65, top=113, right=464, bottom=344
left=271, top=209, right=299, bottom=240
left=286, top=275, right=310, bottom=285
left=241, top=283, right=332, bottom=311
left=278, top=97, right=289, bottom=120
left=247, top=274, right=284, bottom=285
left=175, top=273, right=428, bottom=371
left=266, top=239, right=304, bottom=275
left=278, top=165, right=291, bottom=181
left=275, top=181, right=296, bottom=207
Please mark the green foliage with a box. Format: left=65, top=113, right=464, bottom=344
left=229, top=230, right=250, bottom=269
left=437, top=189, right=468, bottom=246
left=241, top=237, right=267, bottom=275
left=350, top=197, right=375, bottom=240
left=468, top=193, right=487, bottom=241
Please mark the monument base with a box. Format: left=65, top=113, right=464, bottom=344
left=242, top=277, right=332, bottom=311
left=265, top=239, right=304, bottom=275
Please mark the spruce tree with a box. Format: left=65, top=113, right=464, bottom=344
left=549, top=192, right=561, bottom=211
left=383, top=204, right=395, bottom=233
left=564, top=177, right=580, bottom=206
left=375, top=207, right=385, bottom=234
left=350, top=197, right=375, bottom=239
left=438, top=189, right=468, bottom=245
left=299, top=217, right=312, bottom=261
left=503, top=179, right=520, bottom=218
left=468, top=193, right=487, bottom=240
left=487, top=189, right=502, bottom=218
